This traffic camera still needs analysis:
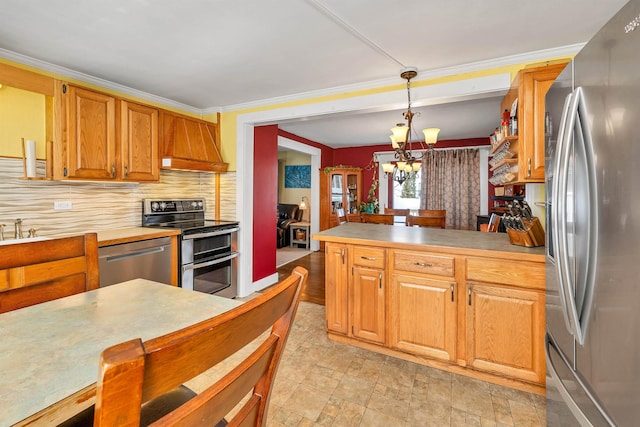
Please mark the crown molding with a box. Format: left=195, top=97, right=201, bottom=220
left=221, top=43, right=584, bottom=113
left=0, top=48, right=203, bottom=114
left=2, top=43, right=583, bottom=115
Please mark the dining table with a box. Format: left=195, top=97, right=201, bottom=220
left=0, top=279, right=241, bottom=427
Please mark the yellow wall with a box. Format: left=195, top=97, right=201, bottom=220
left=0, top=86, right=47, bottom=158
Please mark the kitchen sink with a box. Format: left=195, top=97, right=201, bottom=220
left=0, top=236, right=52, bottom=246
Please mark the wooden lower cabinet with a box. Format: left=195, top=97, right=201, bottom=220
left=466, top=282, right=545, bottom=384
left=390, top=274, right=456, bottom=362
left=325, top=243, right=348, bottom=335
left=323, top=244, right=546, bottom=391
left=351, top=266, right=385, bottom=344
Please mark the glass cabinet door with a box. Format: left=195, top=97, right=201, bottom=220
left=331, top=173, right=344, bottom=213
left=346, top=173, right=359, bottom=214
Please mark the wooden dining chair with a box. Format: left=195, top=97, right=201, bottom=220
left=383, top=208, right=410, bottom=217
left=88, top=266, right=308, bottom=427
left=486, top=213, right=502, bottom=232
left=0, top=233, right=99, bottom=314
left=362, top=213, right=395, bottom=225
left=336, top=208, right=348, bottom=225
left=406, top=211, right=447, bottom=229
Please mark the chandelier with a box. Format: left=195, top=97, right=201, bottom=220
left=381, top=67, right=440, bottom=185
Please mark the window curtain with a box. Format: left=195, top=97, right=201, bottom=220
left=420, top=148, right=481, bottom=230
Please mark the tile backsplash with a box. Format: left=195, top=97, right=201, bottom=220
left=0, top=158, right=236, bottom=238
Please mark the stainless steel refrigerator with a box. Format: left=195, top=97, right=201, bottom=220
left=545, top=0, right=640, bottom=425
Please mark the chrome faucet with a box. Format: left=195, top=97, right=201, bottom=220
left=14, top=218, right=23, bottom=239
left=0, top=224, right=5, bottom=241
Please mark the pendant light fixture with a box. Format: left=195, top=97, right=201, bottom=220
left=381, top=67, right=440, bottom=185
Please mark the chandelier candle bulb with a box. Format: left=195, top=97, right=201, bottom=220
left=423, top=128, right=441, bottom=146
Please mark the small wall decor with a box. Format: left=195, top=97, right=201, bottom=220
left=285, top=165, right=311, bottom=188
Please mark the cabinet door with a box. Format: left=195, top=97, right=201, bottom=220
left=120, top=100, right=159, bottom=181
left=351, top=266, right=385, bottom=344
left=466, top=282, right=545, bottom=384
left=325, top=243, right=348, bottom=335
left=65, top=85, right=116, bottom=179
left=390, top=274, right=456, bottom=362
left=520, top=69, right=557, bottom=181
left=344, top=171, right=362, bottom=215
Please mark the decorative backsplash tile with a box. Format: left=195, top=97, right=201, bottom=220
left=0, top=158, right=236, bottom=238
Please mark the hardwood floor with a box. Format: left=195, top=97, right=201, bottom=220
left=276, top=250, right=325, bottom=305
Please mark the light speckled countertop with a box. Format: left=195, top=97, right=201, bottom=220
left=96, top=227, right=181, bottom=247
left=0, top=279, right=240, bottom=426
left=313, top=222, right=545, bottom=262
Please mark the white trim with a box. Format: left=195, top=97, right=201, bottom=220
left=251, top=273, right=279, bottom=295
left=479, top=147, right=490, bottom=215
left=278, top=136, right=322, bottom=254
left=237, top=73, right=512, bottom=293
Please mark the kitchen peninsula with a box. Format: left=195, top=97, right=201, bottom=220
left=313, top=223, right=546, bottom=394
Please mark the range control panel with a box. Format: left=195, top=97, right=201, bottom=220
left=143, top=199, right=205, bottom=214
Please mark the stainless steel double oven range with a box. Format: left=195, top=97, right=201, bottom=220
left=142, top=199, right=239, bottom=298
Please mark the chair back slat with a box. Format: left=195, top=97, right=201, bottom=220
left=407, top=211, right=446, bottom=229
left=383, top=208, right=410, bottom=216
left=362, top=213, right=394, bottom=225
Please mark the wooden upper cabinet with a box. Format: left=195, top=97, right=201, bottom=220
left=120, top=100, right=159, bottom=181
left=54, top=82, right=160, bottom=182
left=60, top=84, right=117, bottom=179
left=159, top=111, right=227, bottom=172
left=500, top=62, right=567, bottom=183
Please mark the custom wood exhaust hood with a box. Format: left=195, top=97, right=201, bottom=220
left=160, top=111, right=228, bottom=173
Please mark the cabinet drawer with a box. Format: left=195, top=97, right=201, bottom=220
left=393, top=250, right=454, bottom=277
left=352, top=246, right=385, bottom=269
left=466, top=257, right=545, bottom=290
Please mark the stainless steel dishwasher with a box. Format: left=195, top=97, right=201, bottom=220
left=98, top=237, right=173, bottom=287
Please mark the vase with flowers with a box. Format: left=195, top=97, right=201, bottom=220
left=359, top=163, right=379, bottom=214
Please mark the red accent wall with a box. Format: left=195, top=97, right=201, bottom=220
left=253, top=125, right=279, bottom=282
left=278, top=129, right=335, bottom=167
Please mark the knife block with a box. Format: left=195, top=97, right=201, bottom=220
left=506, top=217, right=545, bottom=247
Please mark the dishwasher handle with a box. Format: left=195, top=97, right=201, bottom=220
left=101, top=246, right=166, bottom=263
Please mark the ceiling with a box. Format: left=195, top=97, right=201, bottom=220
left=0, top=0, right=628, bottom=147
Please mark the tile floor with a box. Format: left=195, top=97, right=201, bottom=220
left=264, top=302, right=546, bottom=427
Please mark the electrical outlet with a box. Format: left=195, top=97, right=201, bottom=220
left=54, top=201, right=72, bottom=210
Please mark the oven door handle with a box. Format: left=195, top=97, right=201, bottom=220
left=182, top=227, right=240, bottom=240
left=182, top=252, right=239, bottom=271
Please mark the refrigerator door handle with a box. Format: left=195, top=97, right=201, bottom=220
left=552, top=92, right=576, bottom=335
left=558, top=87, right=598, bottom=346
left=572, top=87, right=599, bottom=345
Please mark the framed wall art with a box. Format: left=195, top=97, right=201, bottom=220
left=284, top=165, right=311, bottom=188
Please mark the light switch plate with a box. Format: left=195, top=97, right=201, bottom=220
left=54, top=201, right=72, bottom=210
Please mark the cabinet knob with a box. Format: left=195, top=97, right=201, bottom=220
left=124, top=165, right=129, bottom=177
left=111, top=163, right=116, bottom=178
